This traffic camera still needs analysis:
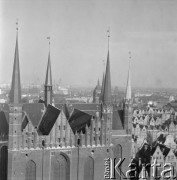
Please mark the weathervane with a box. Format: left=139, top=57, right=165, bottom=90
left=107, top=27, right=110, bottom=50
left=16, top=19, right=19, bottom=31
left=47, top=37, right=50, bottom=52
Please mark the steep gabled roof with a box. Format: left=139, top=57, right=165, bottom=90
left=68, top=109, right=92, bottom=134
left=38, top=104, right=60, bottom=135
left=21, top=113, right=29, bottom=131
left=22, top=103, right=45, bottom=128
left=55, top=103, right=70, bottom=119
left=112, top=107, right=124, bottom=130
left=67, top=103, right=101, bottom=117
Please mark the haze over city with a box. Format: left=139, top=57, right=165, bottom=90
left=1, top=0, right=177, bottom=88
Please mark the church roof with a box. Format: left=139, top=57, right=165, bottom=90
left=56, top=103, right=102, bottom=117
left=22, top=103, right=45, bottom=128
left=68, top=108, right=92, bottom=134
left=55, top=103, right=70, bottom=120
left=38, top=104, right=60, bottom=135
left=21, top=113, right=29, bottom=131
left=112, top=107, right=124, bottom=130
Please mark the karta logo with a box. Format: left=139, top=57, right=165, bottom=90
left=104, top=158, right=176, bottom=179
left=104, top=158, right=126, bottom=179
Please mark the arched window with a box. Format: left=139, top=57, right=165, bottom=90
left=51, top=154, right=70, bottom=180
left=84, top=156, right=94, bottom=180
left=25, top=160, right=36, bottom=180
left=0, top=146, right=8, bottom=180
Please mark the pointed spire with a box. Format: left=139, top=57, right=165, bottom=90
left=9, top=21, right=21, bottom=104
left=125, top=52, right=131, bottom=102
left=45, top=37, right=52, bottom=86
left=102, top=31, right=111, bottom=105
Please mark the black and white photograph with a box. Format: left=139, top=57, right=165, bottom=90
left=1, top=0, right=177, bottom=179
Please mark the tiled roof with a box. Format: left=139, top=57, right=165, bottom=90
left=38, top=104, right=60, bottom=135
left=112, top=108, right=124, bottom=130
left=22, top=103, right=45, bottom=128
left=21, top=113, right=29, bottom=131
left=55, top=103, right=70, bottom=119
left=68, top=109, right=92, bottom=134
left=56, top=103, right=101, bottom=117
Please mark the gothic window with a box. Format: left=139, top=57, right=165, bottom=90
left=84, top=157, right=94, bottom=180
left=25, top=160, right=36, bottom=180
left=51, top=154, right=70, bottom=180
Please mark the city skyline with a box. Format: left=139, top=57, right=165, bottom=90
left=1, top=0, right=177, bottom=88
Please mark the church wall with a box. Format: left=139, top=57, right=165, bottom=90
left=7, top=146, right=111, bottom=180
left=112, top=135, right=132, bottom=179
left=78, top=146, right=110, bottom=180
left=8, top=149, right=43, bottom=180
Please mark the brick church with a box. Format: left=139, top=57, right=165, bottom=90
left=0, top=27, right=132, bottom=180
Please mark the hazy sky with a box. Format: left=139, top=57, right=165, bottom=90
left=1, top=0, right=177, bottom=88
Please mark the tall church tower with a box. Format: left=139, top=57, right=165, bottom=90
left=8, top=23, right=23, bottom=180
left=101, top=32, right=112, bottom=146
left=44, top=38, right=53, bottom=106
left=123, top=53, right=132, bottom=134
left=8, top=23, right=22, bottom=150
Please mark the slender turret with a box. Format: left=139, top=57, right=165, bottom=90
left=44, top=37, right=53, bottom=106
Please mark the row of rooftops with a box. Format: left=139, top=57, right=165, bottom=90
left=132, top=140, right=177, bottom=178
left=132, top=122, right=177, bottom=130
left=0, top=101, right=126, bottom=137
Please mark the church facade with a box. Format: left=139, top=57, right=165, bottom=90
left=0, top=28, right=132, bottom=180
